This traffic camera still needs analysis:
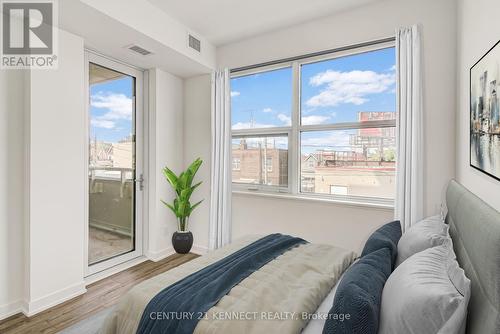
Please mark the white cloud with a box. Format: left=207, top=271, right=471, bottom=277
left=262, top=107, right=273, bottom=113
left=389, top=65, right=396, bottom=71
left=232, top=122, right=274, bottom=130
left=306, top=70, right=396, bottom=107
left=231, top=91, right=240, bottom=97
left=90, top=92, right=133, bottom=129
left=91, top=93, right=132, bottom=120
left=91, top=119, right=115, bottom=129
left=302, top=115, right=331, bottom=125
left=277, top=113, right=291, bottom=126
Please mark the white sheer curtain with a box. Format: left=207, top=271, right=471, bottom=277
left=209, top=69, right=232, bottom=250
left=395, top=25, right=424, bottom=232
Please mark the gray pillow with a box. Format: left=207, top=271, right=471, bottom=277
left=396, top=215, right=449, bottom=266
left=379, top=242, right=471, bottom=334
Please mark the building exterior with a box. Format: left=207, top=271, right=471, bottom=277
left=232, top=112, right=396, bottom=199
left=232, top=139, right=288, bottom=187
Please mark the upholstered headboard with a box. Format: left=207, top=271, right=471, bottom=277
left=446, top=180, right=500, bottom=334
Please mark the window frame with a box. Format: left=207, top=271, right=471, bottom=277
left=230, top=40, right=396, bottom=207
left=232, top=157, right=241, bottom=171
left=231, top=131, right=292, bottom=193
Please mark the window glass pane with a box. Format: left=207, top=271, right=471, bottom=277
left=231, top=67, right=292, bottom=130
left=232, top=136, right=288, bottom=187
left=88, top=62, right=135, bottom=265
left=300, top=47, right=396, bottom=125
left=300, top=126, right=396, bottom=199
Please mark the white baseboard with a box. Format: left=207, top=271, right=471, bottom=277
left=0, top=300, right=23, bottom=321
left=146, top=247, right=175, bottom=262
left=191, top=244, right=208, bottom=255
left=23, top=281, right=87, bottom=317
left=146, top=244, right=207, bottom=260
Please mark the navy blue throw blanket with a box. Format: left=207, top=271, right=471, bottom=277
left=136, top=234, right=306, bottom=334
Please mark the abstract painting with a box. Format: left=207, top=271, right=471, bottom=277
left=470, top=40, right=500, bottom=181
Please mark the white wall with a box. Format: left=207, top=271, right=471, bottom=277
left=213, top=0, right=457, bottom=252
left=147, top=68, right=185, bottom=260
left=25, top=29, right=86, bottom=314
left=0, top=70, right=26, bottom=319
left=456, top=0, right=500, bottom=211
left=183, top=75, right=212, bottom=253
left=233, top=194, right=395, bottom=253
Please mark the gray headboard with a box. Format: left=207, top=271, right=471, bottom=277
left=446, top=180, right=500, bottom=334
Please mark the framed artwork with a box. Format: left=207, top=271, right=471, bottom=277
left=470, top=40, right=500, bottom=181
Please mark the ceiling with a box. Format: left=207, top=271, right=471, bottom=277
left=147, top=0, right=384, bottom=46
left=59, top=0, right=213, bottom=78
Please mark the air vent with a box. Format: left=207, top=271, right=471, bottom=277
left=188, top=34, right=201, bottom=52
left=127, top=45, right=153, bottom=56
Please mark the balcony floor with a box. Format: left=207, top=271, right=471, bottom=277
left=89, top=226, right=133, bottom=264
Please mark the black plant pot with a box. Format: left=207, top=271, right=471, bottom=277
left=172, top=231, right=193, bottom=254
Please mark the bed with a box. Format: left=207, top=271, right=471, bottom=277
left=445, top=180, right=500, bottom=334
left=100, top=180, right=500, bottom=334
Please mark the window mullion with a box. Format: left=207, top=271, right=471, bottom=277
left=291, top=61, right=300, bottom=195
left=299, top=120, right=396, bottom=133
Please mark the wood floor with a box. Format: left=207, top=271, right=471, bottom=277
left=0, top=253, right=198, bottom=334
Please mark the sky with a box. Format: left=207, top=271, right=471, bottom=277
left=90, top=76, right=134, bottom=143
left=231, top=47, right=396, bottom=153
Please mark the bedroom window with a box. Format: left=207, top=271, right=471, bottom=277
left=231, top=67, right=292, bottom=191
left=231, top=42, right=396, bottom=205
left=231, top=135, right=289, bottom=188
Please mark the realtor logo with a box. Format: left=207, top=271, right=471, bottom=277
left=1, top=0, right=58, bottom=69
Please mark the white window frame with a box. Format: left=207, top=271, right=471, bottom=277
left=265, top=157, right=273, bottom=172
left=232, top=157, right=241, bottom=171
left=231, top=130, right=291, bottom=193
left=231, top=40, right=396, bottom=207
left=84, top=50, right=146, bottom=277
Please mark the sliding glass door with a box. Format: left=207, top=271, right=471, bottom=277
left=86, top=52, right=144, bottom=275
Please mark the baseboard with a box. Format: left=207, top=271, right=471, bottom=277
left=0, top=300, right=23, bottom=321
left=146, top=247, right=175, bottom=262
left=191, top=244, right=209, bottom=255
left=23, top=281, right=87, bottom=317
left=146, top=244, right=207, bottom=261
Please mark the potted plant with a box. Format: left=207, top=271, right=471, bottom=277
left=161, top=158, right=203, bottom=254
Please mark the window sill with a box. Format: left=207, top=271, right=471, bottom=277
left=232, top=189, right=395, bottom=210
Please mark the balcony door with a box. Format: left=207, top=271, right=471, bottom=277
left=85, top=52, right=144, bottom=276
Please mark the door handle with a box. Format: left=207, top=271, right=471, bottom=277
left=135, top=174, right=144, bottom=191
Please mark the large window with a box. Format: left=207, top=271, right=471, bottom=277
left=231, top=67, right=292, bottom=190
left=231, top=43, right=396, bottom=204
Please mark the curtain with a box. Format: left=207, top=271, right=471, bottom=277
left=209, top=69, right=232, bottom=250
left=395, top=25, right=424, bottom=232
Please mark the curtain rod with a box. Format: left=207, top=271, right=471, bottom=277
left=229, top=36, right=396, bottom=74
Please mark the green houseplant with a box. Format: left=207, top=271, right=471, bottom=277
left=161, top=158, right=203, bottom=254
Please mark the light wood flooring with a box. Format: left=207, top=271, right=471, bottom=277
left=0, top=253, right=198, bottom=334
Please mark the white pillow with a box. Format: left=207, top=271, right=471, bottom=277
left=396, top=215, right=449, bottom=266
left=379, top=242, right=471, bottom=334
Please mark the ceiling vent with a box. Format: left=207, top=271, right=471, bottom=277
left=127, top=44, right=153, bottom=56
left=188, top=34, right=201, bottom=53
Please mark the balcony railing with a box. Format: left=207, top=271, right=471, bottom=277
left=89, top=166, right=134, bottom=198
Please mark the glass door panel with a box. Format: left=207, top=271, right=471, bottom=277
left=88, top=61, right=137, bottom=266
